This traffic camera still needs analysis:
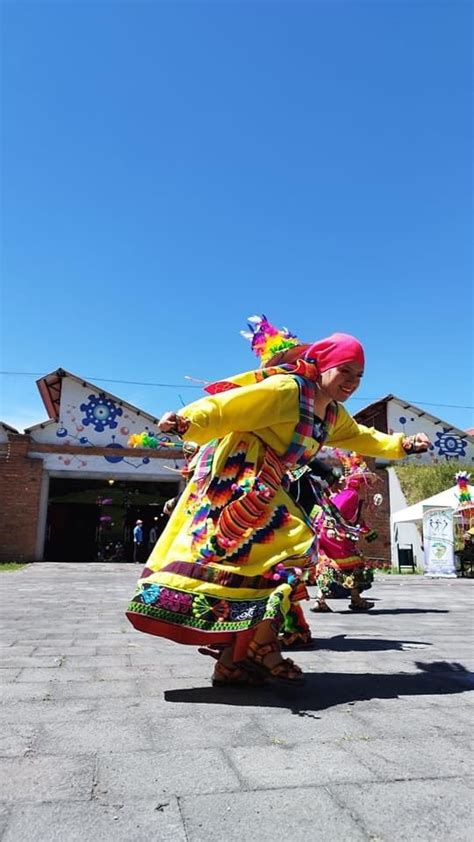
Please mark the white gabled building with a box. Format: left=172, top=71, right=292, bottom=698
left=354, top=395, right=473, bottom=570
left=0, top=369, right=183, bottom=562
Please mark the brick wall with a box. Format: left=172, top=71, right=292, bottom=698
left=0, top=435, right=44, bottom=562
left=362, top=461, right=392, bottom=568
left=353, top=403, right=392, bottom=567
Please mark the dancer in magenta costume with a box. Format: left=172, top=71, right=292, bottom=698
left=312, top=456, right=381, bottom=612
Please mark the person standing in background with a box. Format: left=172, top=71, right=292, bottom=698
left=133, top=519, right=144, bottom=564
left=148, top=521, right=158, bottom=550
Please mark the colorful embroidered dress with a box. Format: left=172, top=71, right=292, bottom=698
left=316, top=487, right=376, bottom=595
left=126, top=369, right=405, bottom=649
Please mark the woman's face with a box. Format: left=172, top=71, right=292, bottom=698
left=318, top=362, right=363, bottom=402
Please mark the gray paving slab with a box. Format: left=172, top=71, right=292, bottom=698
left=94, top=666, right=148, bottom=681
left=444, top=732, right=474, bottom=753
left=256, top=707, right=381, bottom=744
left=229, top=741, right=378, bottom=788
left=16, top=639, right=79, bottom=648
left=0, top=755, right=95, bottom=802
left=180, top=787, right=367, bottom=841
left=338, top=733, right=474, bottom=780
left=34, top=717, right=151, bottom=756
left=0, top=646, right=37, bottom=656
left=2, top=800, right=187, bottom=842
left=60, top=655, right=130, bottom=668
left=0, top=563, right=472, bottom=841
left=0, top=699, right=97, bottom=725
left=353, top=703, right=471, bottom=738
left=0, top=668, right=22, bottom=682
left=96, top=644, right=136, bottom=655
left=147, top=713, right=270, bottom=750
left=0, top=722, right=39, bottom=758
left=0, top=682, right=54, bottom=702
left=48, top=679, right=138, bottom=700
left=0, top=804, right=12, bottom=838
left=0, top=656, right=64, bottom=669
left=51, top=644, right=101, bottom=653
left=16, top=667, right=96, bottom=683
left=95, top=748, right=240, bottom=801
left=329, top=778, right=474, bottom=841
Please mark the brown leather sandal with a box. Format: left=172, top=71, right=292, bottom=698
left=198, top=646, right=224, bottom=661
left=212, top=661, right=264, bottom=687
left=310, top=599, right=333, bottom=613
left=349, top=598, right=374, bottom=611
left=242, top=640, right=304, bottom=685
left=280, top=631, right=312, bottom=648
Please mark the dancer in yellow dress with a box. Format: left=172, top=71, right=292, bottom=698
left=126, top=316, right=430, bottom=686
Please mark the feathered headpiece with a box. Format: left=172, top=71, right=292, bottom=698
left=331, top=450, right=367, bottom=475
left=240, top=314, right=365, bottom=371
left=330, top=449, right=375, bottom=488
left=240, top=315, right=304, bottom=366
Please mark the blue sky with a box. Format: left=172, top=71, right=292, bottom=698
left=1, top=0, right=472, bottom=433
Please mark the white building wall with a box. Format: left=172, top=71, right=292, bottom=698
left=29, top=377, right=183, bottom=480
left=388, top=467, right=424, bottom=570
left=387, top=399, right=474, bottom=465
left=0, top=423, right=17, bottom=443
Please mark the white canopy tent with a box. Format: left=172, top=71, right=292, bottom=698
left=392, top=485, right=474, bottom=525
left=390, top=483, right=474, bottom=574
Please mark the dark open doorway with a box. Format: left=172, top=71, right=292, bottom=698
left=44, top=477, right=180, bottom=562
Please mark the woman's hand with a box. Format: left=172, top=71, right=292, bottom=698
left=402, top=433, right=431, bottom=454
left=158, top=412, right=190, bottom=435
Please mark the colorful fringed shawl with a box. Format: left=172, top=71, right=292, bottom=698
left=188, top=373, right=338, bottom=566
left=127, top=368, right=339, bottom=644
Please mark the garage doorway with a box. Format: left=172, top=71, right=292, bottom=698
left=44, top=477, right=180, bottom=562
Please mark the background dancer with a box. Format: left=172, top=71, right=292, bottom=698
left=280, top=457, right=341, bottom=647
left=312, top=454, right=380, bottom=612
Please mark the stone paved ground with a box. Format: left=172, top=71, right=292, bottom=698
left=0, top=564, right=473, bottom=842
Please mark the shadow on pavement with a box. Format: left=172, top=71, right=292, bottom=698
left=164, top=661, right=474, bottom=714
left=304, top=634, right=432, bottom=652
left=338, top=608, right=450, bottom=615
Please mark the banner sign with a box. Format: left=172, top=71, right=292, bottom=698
left=422, top=506, right=456, bottom=577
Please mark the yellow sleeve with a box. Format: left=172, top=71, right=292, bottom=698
left=181, top=375, right=300, bottom=445
left=328, top=404, right=405, bottom=459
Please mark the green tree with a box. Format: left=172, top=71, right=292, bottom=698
left=394, top=462, right=467, bottom=506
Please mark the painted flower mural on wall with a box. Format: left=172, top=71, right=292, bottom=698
left=80, top=394, right=123, bottom=433
left=434, top=428, right=468, bottom=459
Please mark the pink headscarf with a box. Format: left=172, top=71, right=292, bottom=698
left=206, top=330, right=366, bottom=395
left=345, top=473, right=370, bottom=491
left=304, top=333, right=365, bottom=372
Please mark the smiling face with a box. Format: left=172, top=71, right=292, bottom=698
left=318, top=361, right=364, bottom=403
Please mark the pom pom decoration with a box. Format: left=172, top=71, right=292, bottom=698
left=454, top=472, right=474, bottom=538
left=240, top=315, right=303, bottom=365
left=331, top=449, right=368, bottom=476
left=328, top=448, right=377, bottom=490
left=128, top=432, right=185, bottom=450
left=455, top=471, right=472, bottom=504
